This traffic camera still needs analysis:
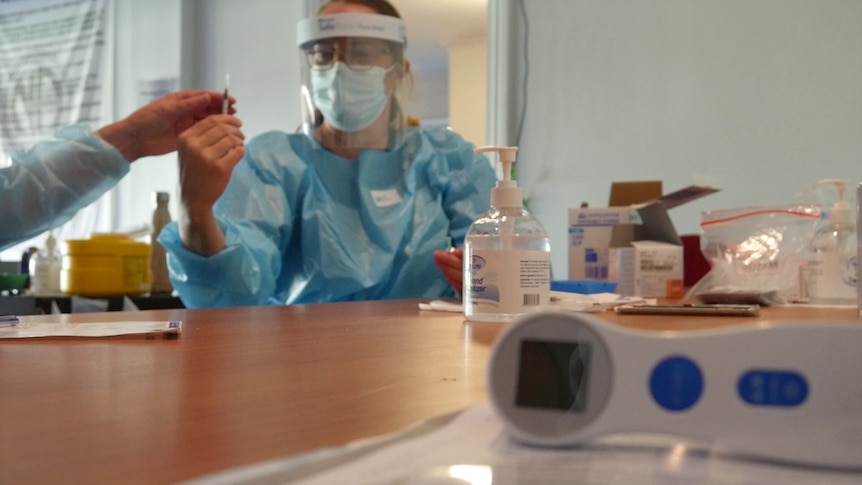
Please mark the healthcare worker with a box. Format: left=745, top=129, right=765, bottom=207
left=0, top=90, right=238, bottom=251
left=160, top=0, right=497, bottom=307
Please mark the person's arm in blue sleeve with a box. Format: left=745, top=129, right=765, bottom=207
left=431, top=130, right=497, bottom=294
left=0, top=90, right=236, bottom=251
left=159, top=145, right=291, bottom=308
left=160, top=114, right=261, bottom=308
left=0, top=125, right=128, bottom=250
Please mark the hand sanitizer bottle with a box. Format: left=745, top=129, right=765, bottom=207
left=29, top=231, right=61, bottom=296
left=463, top=146, right=551, bottom=322
left=807, top=179, right=857, bottom=305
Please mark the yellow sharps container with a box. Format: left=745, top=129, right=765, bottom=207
left=61, top=234, right=151, bottom=296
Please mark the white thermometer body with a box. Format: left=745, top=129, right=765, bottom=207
left=488, top=311, right=862, bottom=469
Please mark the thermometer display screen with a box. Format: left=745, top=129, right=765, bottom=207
left=515, top=340, right=592, bottom=411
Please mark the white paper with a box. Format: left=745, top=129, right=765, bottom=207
left=0, top=320, right=182, bottom=339
left=418, top=293, right=651, bottom=314
left=182, top=403, right=862, bottom=485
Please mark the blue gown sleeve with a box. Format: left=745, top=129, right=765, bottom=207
left=426, top=129, right=497, bottom=246
left=159, top=133, right=294, bottom=308
left=0, top=123, right=129, bottom=251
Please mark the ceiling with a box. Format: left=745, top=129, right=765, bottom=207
left=395, top=0, right=488, bottom=71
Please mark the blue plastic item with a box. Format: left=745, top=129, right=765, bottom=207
left=551, top=280, right=618, bottom=294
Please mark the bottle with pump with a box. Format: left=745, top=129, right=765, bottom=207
left=463, top=146, right=551, bottom=322
left=806, top=179, right=857, bottom=305
left=29, top=231, right=61, bottom=295
left=150, top=191, right=173, bottom=294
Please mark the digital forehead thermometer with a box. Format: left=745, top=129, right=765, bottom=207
left=488, top=311, right=862, bottom=469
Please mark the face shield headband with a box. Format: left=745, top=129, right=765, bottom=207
left=296, top=12, right=406, bottom=49
left=296, top=13, right=408, bottom=149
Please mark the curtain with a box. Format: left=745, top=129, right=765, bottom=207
left=0, top=0, right=114, bottom=261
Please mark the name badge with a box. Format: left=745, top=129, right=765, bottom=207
left=370, top=189, right=402, bottom=208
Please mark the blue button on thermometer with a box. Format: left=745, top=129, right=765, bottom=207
left=487, top=311, right=862, bottom=469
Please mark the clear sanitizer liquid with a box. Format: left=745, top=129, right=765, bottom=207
left=463, top=146, right=551, bottom=322
left=464, top=207, right=551, bottom=322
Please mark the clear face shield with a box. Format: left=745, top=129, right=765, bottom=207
left=296, top=13, right=408, bottom=151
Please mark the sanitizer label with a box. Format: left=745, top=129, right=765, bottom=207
left=807, top=252, right=858, bottom=300
left=467, top=250, right=550, bottom=314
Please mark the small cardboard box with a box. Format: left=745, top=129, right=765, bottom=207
left=567, top=181, right=662, bottom=281
left=607, top=203, right=685, bottom=298
left=567, top=207, right=638, bottom=280
left=609, top=241, right=684, bottom=298
left=568, top=181, right=718, bottom=297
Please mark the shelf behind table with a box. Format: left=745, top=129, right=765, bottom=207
left=0, top=293, right=185, bottom=314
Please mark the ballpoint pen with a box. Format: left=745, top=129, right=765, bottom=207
left=0, top=315, right=19, bottom=327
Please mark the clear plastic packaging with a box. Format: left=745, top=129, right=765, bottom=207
left=686, top=204, right=821, bottom=304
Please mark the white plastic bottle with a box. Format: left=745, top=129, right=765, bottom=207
left=807, top=179, right=857, bottom=305
left=150, top=191, right=174, bottom=294
left=463, top=146, right=551, bottom=322
left=29, top=231, right=61, bottom=295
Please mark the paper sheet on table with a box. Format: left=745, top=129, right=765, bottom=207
left=181, top=403, right=860, bottom=485
left=419, top=292, right=651, bottom=314
left=0, top=321, right=182, bottom=339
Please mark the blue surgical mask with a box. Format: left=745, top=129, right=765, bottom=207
left=311, top=62, right=394, bottom=132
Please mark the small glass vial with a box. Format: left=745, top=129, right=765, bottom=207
left=29, top=232, right=61, bottom=295
left=150, top=191, right=173, bottom=294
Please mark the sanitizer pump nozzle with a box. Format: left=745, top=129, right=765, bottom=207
left=822, top=179, right=852, bottom=225
left=476, top=146, right=522, bottom=209
left=464, top=145, right=551, bottom=323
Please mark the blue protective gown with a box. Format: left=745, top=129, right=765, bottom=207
left=159, top=127, right=496, bottom=307
left=0, top=124, right=129, bottom=251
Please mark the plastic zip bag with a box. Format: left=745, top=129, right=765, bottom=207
left=686, top=205, right=821, bottom=304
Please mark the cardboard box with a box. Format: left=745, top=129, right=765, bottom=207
left=568, top=182, right=719, bottom=297
left=608, top=180, right=662, bottom=206
left=607, top=203, right=685, bottom=298
left=567, top=207, right=638, bottom=280
left=609, top=240, right=684, bottom=298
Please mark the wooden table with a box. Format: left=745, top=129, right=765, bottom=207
left=0, top=300, right=857, bottom=484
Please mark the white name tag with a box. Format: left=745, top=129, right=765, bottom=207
left=370, top=189, right=402, bottom=208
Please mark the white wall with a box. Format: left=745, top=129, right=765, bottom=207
left=449, top=37, right=487, bottom=146
left=408, top=62, right=449, bottom=128
left=495, top=0, right=862, bottom=277
left=180, top=0, right=306, bottom=138
left=113, top=0, right=181, bottom=229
